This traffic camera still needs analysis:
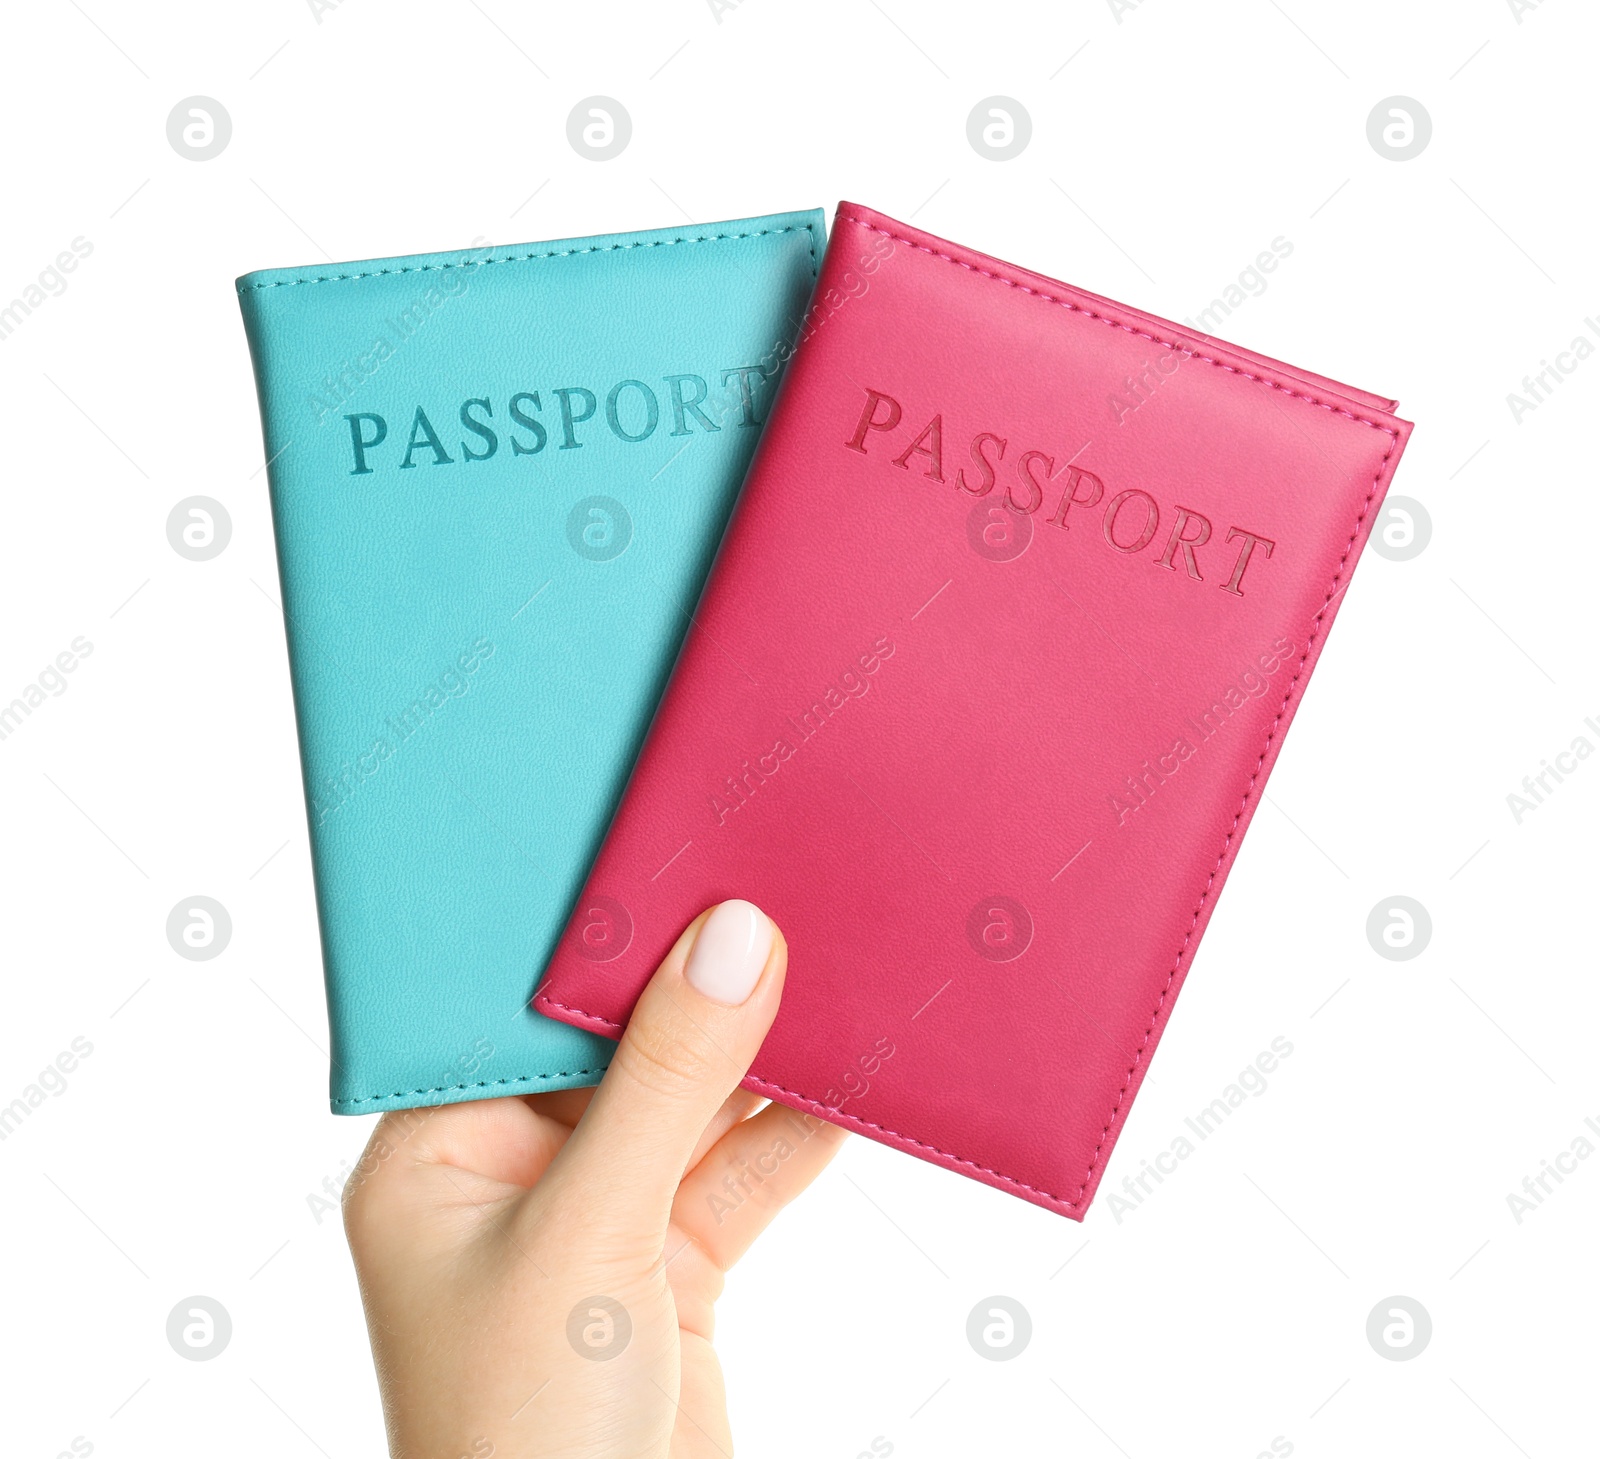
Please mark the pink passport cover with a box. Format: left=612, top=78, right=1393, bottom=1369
left=535, top=202, right=1412, bottom=1219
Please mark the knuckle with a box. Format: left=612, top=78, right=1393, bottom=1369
left=340, top=1173, right=383, bottom=1252
left=339, top=1151, right=388, bottom=1228
left=336, top=1115, right=410, bottom=1242
left=616, top=1012, right=724, bottom=1099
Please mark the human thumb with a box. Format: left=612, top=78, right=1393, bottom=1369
left=543, top=899, right=785, bottom=1239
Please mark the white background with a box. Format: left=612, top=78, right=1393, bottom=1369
left=2, top=1, right=1595, bottom=1455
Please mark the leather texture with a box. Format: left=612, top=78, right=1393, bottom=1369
left=535, top=201, right=1413, bottom=1218
left=237, top=208, right=824, bottom=1114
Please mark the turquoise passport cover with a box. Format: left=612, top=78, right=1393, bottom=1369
left=236, top=208, right=823, bottom=1114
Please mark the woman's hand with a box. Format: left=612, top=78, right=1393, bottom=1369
left=343, top=900, right=845, bottom=1458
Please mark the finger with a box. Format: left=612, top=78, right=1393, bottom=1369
left=671, top=1102, right=847, bottom=1269
left=348, top=1082, right=769, bottom=1267
left=542, top=900, right=784, bottom=1239
left=526, top=1083, right=766, bottom=1165
left=343, top=1098, right=567, bottom=1258
left=673, top=1332, right=734, bottom=1459
left=688, top=1087, right=767, bottom=1167
left=361, top=1099, right=564, bottom=1188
